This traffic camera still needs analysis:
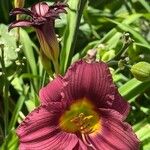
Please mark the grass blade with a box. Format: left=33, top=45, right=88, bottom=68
left=60, top=0, right=87, bottom=74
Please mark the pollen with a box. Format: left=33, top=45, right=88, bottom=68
left=70, top=113, right=95, bottom=134
left=59, top=97, right=101, bottom=135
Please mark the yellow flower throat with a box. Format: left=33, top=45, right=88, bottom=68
left=59, top=97, right=100, bottom=135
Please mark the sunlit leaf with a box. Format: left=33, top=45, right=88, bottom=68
left=0, top=24, right=17, bottom=68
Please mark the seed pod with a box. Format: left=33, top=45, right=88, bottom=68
left=131, top=61, right=150, bottom=81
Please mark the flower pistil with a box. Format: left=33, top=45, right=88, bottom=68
left=59, top=97, right=101, bottom=135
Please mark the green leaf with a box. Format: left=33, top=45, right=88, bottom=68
left=135, top=42, right=150, bottom=50
left=60, top=0, right=87, bottom=74
left=25, top=100, right=36, bottom=112
left=0, top=24, right=17, bottom=68
left=77, top=13, right=143, bottom=59
left=19, top=29, right=39, bottom=91
left=107, top=18, right=149, bottom=46
left=0, top=130, right=18, bottom=150
left=10, top=77, right=24, bottom=95
left=106, top=32, right=122, bottom=49
left=122, top=14, right=143, bottom=25
left=137, top=0, right=150, bottom=13
left=0, top=0, right=10, bottom=23
left=8, top=85, right=29, bottom=131
left=19, top=29, right=38, bottom=76
left=134, top=121, right=150, bottom=149
left=119, top=78, right=150, bottom=101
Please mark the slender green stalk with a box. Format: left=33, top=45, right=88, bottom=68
left=3, top=82, right=9, bottom=137
left=0, top=44, right=9, bottom=137
left=0, top=0, right=9, bottom=23
left=83, top=10, right=100, bottom=39
left=0, top=123, right=4, bottom=144
left=8, top=87, right=29, bottom=131
left=108, top=33, right=133, bottom=62
left=60, top=0, right=88, bottom=74
left=41, top=71, right=47, bottom=87
left=53, top=59, right=60, bottom=75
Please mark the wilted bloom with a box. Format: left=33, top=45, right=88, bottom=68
left=17, top=59, right=139, bottom=150
left=9, top=2, right=68, bottom=73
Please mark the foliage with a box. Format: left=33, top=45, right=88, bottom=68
left=0, top=0, right=150, bottom=149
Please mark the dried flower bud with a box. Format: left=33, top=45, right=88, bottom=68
left=131, top=61, right=150, bottom=81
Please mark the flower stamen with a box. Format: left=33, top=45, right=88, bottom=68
left=71, top=113, right=94, bottom=134
left=81, top=134, right=97, bottom=150
left=59, top=98, right=101, bottom=135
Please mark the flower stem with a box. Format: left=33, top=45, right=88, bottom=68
left=16, top=15, right=21, bottom=43
left=60, top=0, right=88, bottom=74
left=0, top=44, right=9, bottom=137
left=53, top=59, right=60, bottom=75
left=109, top=32, right=134, bottom=62
left=3, top=81, right=9, bottom=137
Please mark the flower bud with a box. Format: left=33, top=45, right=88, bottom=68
left=101, top=50, right=115, bottom=62
left=39, top=50, right=53, bottom=75
left=14, top=0, right=25, bottom=8
left=131, top=61, right=150, bottom=81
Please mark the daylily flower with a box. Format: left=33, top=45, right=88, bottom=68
left=17, top=59, right=139, bottom=150
left=9, top=2, right=68, bottom=74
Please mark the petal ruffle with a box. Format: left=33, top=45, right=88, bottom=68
left=17, top=104, right=78, bottom=150
left=10, top=8, right=33, bottom=16
left=111, top=91, right=130, bottom=119
left=9, top=20, right=33, bottom=31
left=89, top=109, right=140, bottom=150
left=39, top=76, right=64, bottom=104
left=63, top=60, right=129, bottom=117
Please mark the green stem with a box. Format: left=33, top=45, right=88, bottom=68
left=0, top=121, right=4, bottom=144
left=0, top=44, right=9, bottom=137
left=3, top=82, right=9, bottom=137
left=53, top=59, right=60, bottom=75
left=108, top=33, right=133, bottom=62
left=60, top=0, right=88, bottom=74
left=83, top=10, right=100, bottom=39
left=107, top=60, right=118, bottom=67
left=112, top=42, right=131, bottom=61
left=0, top=0, right=9, bottom=23
left=41, top=71, right=47, bottom=87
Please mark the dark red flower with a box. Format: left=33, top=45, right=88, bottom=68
left=9, top=2, right=68, bottom=74
left=17, top=60, right=139, bottom=150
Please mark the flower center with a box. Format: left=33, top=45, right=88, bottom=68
left=59, top=97, right=100, bottom=135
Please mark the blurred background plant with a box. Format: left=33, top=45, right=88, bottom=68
left=0, top=0, right=150, bottom=149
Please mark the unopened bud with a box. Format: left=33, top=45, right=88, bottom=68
left=14, top=0, right=25, bottom=8
left=101, top=50, right=115, bottom=62
left=118, top=60, right=126, bottom=70
left=39, top=50, right=52, bottom=75
left=131, top=61, right=150, bottom=81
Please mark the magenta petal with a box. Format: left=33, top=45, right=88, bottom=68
left=63, top=60, right=129, bottom=117
left=111, top=91, right=130, bottom=119
left=89, top=109, right=140, bottom=150
left=31, top=2, right=49, bottom=16
left=39, top=76, right=64, bottom=104
left=17, top=105, right=78, bottom=150
left=10, top=8, right=33, bottom=16
left=73, top=140, right=88, bottom=150
left=9, top=20, right=33, bottom=31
